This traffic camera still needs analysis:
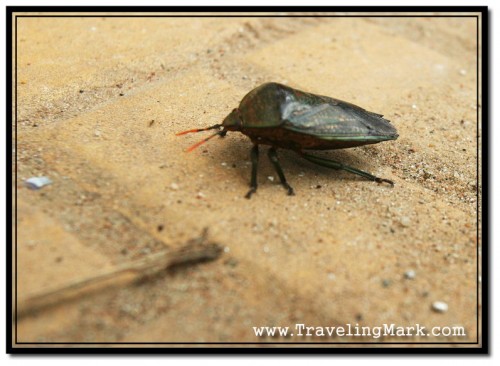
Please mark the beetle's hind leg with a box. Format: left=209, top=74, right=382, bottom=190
left=245, top=144, right=260, bottom=199
left=301, top=152, right=394, bottom=187
left=268, top=147, right=295, bottom=196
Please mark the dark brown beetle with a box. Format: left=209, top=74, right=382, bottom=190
left=177, top=82, right=398, bottom=198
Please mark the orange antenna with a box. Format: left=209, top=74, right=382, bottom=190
left=176, top=124, right=221, bottom=136
left=185, top=131, right=221, bottom=152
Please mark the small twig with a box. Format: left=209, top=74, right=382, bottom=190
left=17, top=229, right=223, bottom=319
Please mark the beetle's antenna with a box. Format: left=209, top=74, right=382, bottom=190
left=176, top=124, right=222, bottom=136
left=186, top=131, right=224, bottom=152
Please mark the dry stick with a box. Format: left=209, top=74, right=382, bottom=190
left=17, top=232, right=223, bottom=319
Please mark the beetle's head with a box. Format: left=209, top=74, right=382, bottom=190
left=222, top=108, right=242, bottom=131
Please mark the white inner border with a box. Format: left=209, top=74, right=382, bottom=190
left=1, top=0, right=496, bottom=363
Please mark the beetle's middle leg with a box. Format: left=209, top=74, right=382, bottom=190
left=268, top=147, right=295, bottom=196
left=301, top=152, right=394, bottom=186
left=245, top=144, right=260, bottom=199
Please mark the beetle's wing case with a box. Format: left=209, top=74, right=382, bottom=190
left=236, top=82, right=397, bottom=142
left=279, top=86, right=398, bottom=142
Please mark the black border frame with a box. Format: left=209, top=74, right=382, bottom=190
left=6, top=5, right=489, bottom=354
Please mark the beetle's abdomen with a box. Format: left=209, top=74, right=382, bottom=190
left=241, top=127, right=390, bottom=151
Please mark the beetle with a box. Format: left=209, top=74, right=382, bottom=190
left=177, top=82, right=398, bottom=198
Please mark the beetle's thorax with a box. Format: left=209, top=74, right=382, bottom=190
left=222, top=108, right=243, bottom=131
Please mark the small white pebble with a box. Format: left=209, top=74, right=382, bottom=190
left=224, top=246, right=230, bottom=253
left=267, top=176, right=274, bottom=182
left=459, top=69, right=467, bottom=75
left=404, top=270, right=416, bottom=279
left=400, top=216, right=411, bottom=227
left=432, top=301, right=449, bottom=313
left=327, top=272, right=336, bottom=281
left=298, top=172, right=305, bottom=177
left=263, top=246, right=270, bottom=253
left=412, top=104, right=418, bottom=109
left=221, top=162, right=227, bottom=166
left=170, top=183, right=179, bottom=190
left=196, top=192, right=205, bottom=199
left=94, top=130, right=101, bottom=137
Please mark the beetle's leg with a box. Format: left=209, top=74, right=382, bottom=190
left=245, top=144, right=259, bottom=199
left=267, top=147, right=295, bottom=196
left=301, top=152, right=394, bottom=187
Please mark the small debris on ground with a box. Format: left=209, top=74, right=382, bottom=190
left=382, top=279, right=391, bottom=287
left=404, top=270, right=416, bottom=280
left=24, top=176, right=52, bottom=190
left=400, top=216, right=411, bottom=227
left=431, top=301, right=449, bottom=313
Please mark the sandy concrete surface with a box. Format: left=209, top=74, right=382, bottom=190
left=13, top=13, right=481, bottom=347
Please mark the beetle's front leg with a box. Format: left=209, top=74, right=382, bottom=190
left=267, top=147, right=295, bottom=196
left=245, top=144, right=259, bottom=199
